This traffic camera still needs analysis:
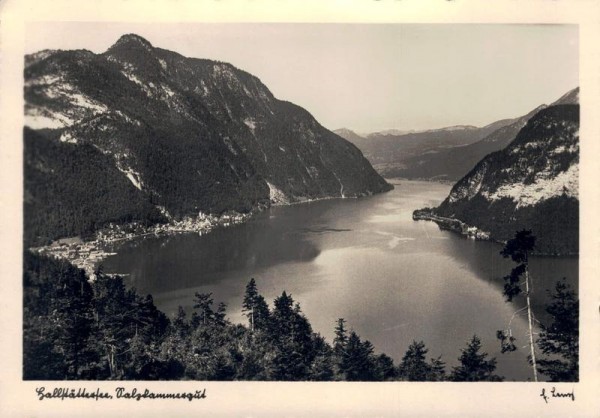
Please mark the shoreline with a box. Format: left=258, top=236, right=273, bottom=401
left=31, top=210, right=254, bottom=279
left=412, top=209, right=492, bottom=241
left=30, top=188, right=392, bottom=279
left=412, top=209, right=578, bottom=257
left=375, top=173, right=456, bottom=185
left=270, top=188, right=389, bottom=207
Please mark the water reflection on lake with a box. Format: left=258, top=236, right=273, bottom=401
left=104, top=180, right=578, bottom=381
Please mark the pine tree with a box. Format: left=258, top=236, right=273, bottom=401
left=190, top=311, right=202, bottom=329
left=173, top=306, right=189, bottom=336
left=242, top=278, right=259, bottom=331
left=427, top=355, right=447, bottom=381
left=537, top=280, right=579, bottom=381
left=237, top=329, right=277, bottom=380
left=332, top=318, right=349, bottom=380
left=193, top=292, right=214, bottom=325
left=252, top=294, right=270, bottom=330
left=214, top=302, right=228, bottom=327
left=333, top=318, right=348, bottom=355
left=269, top=292, right=314, bottom=380
left=374, top=353, right=397, bottom=381
left=450, top=335, right=503, bottom=382
left=270, top=291, right=294, bottom=336
left=398, top=340, right=431, bottom=381
left=23, top=253, right=96, bottom=379
left=89, top=275, right=134, bottom=379
left=498, top=229, right=539, bottom=381
left=308, top=334, right=335, bottom=381
left=242, top=278, right=270, bottom=331
left=341, top=331, right=376, bottom=381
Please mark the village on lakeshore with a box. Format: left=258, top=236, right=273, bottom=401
left=33, top=211, right=250, bottom=278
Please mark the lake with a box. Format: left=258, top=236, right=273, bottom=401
left=103, top=180, right=578, bottom=381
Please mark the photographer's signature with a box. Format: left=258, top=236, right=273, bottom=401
left=540, top=387, right=575, bottom=403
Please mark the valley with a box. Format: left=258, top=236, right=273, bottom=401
left=22, top=31, right=580, bottom=383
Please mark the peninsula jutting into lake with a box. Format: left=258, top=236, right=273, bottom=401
left=23, top=25, right=579, bottom=382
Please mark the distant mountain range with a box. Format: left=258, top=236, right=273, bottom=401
left=416, top=88, right=579, bottom=255
left=335, top=106, right=550, bottom=181
left=24, top=34, right=391, bottom=246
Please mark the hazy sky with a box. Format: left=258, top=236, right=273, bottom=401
left=26, top=23, right=578, bottom=133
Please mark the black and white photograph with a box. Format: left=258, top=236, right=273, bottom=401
left=1, top=0, right=599, bottom=416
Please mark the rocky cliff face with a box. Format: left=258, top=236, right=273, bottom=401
left=24, top=34, right=391, bottom=245
left=428, top=88, right=579, bottom=254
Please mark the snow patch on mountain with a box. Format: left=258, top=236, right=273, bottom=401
left=25, top=108, right=74, bottom=129
left=161, top=84, right=175, bottom=98
left=68, top=93, right=108, bottom=113
left=550, top=142, right=579, bottom=155
left=25, top=74, right=62, bottom=87
left=222, top=137, right=237, bottom=155
left=120, top=70, right=161, bottom=99
left=424, top=125, right=478, bottom=133
left=448, top=162, right=488, bottom=203
left=59, top=132, right=78, bottom=144
left=121, top=71, right=144, bottom=86
left=24, top=33, right=392, bottom=230
left=115, top=160, right=144, bottom=191
left=244, top=118, right=256, bottom=133
left=114, top=110, right=142, bottom=127
left=125, top=172, right=143, bottom=190
left=483, top=163, right=578, bottom=208
left=26, top=73, right=109, bottom=128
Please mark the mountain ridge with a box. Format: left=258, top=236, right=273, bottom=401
left=392, top=103, right=550, bottom=181
left=415, top=88, right=580, bottom=255
left=24, top=34, right=391, bottom=246
left=335, top=102, right=556, bottom=182
left=336, top=121, right=517, bottom=181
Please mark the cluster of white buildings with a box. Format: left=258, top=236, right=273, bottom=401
left=33, top=211, right=252, bottom=279
left=37, top=238, right=116, bottom=278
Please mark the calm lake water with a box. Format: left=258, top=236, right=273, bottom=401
left=104, top=180, right=578, bottom=381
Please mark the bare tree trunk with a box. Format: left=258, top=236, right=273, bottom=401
left=525, top=267, right=538, bottom=382
left=107, top=349, right=114, bottom=377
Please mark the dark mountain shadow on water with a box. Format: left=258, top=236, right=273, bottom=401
left=103, top=208, right=331, bottom=294
left=437, top=232, right=578, bottom=324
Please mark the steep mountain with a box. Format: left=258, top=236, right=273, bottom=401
left=24, top=127, right=166, bottom=246
left=24, top=34, right=391, bottom=246
left=346, top=121, right=519, bottom=180
left=416, top=88, right=579, bottom=255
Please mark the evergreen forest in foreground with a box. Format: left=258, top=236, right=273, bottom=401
left=23, top=240, right=578, bottom=382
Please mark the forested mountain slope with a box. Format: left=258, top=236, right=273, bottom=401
left=24, top=34, right=391, bottom=245
left=420, top=88, right=579, bottom=255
